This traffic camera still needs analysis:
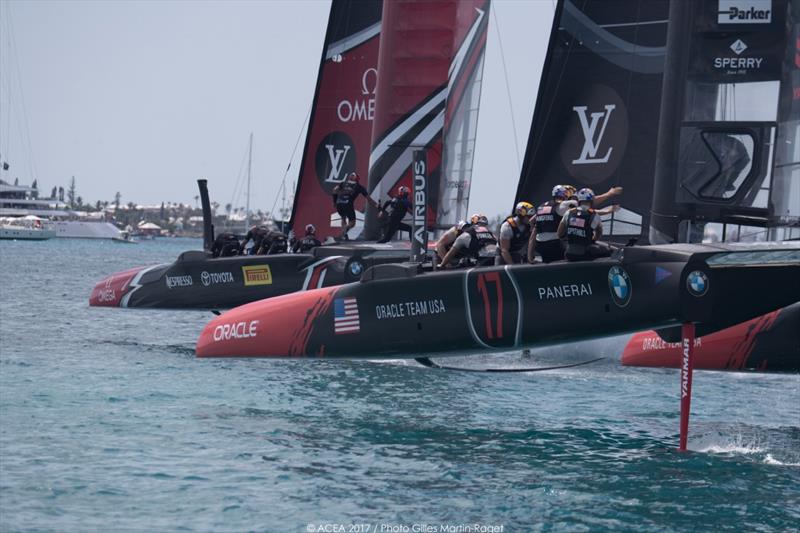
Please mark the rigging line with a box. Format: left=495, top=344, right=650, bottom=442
left=7, top=4, right=38, bottom=183
left=270, top=104, right=311, bottom=222
left=225, top=139, right=250, bottom=231
left=491, top=5, right=521, bottom=175
left=1, top=5, right=9, bottom=160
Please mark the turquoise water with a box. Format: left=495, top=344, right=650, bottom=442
left=1, top=238, right=798, bottom=532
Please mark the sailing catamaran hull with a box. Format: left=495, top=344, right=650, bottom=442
left=196, top=243, right=800, bottom=359
left=621, top=302, right=800, bottom=372
left=89, top=243, right=425, bottom=309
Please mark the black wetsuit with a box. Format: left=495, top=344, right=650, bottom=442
left=334, top=181, right=369, bottom=221
left=211, top=232, right=241, bottom=258
left=377, top=196, right=412, bottom=243
left=241, top=226, right=269, bottom=255
left=293, top=235, right=321, bottom=253
left=262, top=231, right=289, bottom=255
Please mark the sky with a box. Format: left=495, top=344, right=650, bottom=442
left=1, top=0, right=556, bottom=218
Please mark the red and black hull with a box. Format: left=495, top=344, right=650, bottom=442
left=89, top=243, right=421, bottom=310
left=622, top=303, right=800, bottom=372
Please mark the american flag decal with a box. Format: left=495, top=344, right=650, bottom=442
left=334, top=297, right=360, bottom=334
left=571, top=217, right=585, bottom=228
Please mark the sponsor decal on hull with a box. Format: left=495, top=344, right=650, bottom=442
left=375, top=298, right=447, bottom=320
left=201, top=271, right=234, bottom=287
left=641, top=335, right=702, bottom=352
left=166, top=275, right=193, bottom=289
left=608, top=266, right=632, bottom=307
left=213, top=320, right=260, bottom=342
left=686, top=270, right=709, bottom=297
left=242, top=265, right=273, bottom=286
left=537, top=283, right=593, bottom=300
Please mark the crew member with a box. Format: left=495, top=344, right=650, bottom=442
left=377, top=186, right=413, bottom=243
left=496, top=201, right=534, bottom=265
left=240, top=224, right=269, bottom=255
left=435, top=216, right=476, bottom=260
left=557, top=188, right=613, bottom=261
left=439, top=214, right=497, bottom=268
left=332, top=172, right=379, bottom=241
left=212, top=232, right=241, bottom=258
left=529, top=185, right=622, bottom=263
left=529, top=185, right=570, bottom=263
left=566, top=184, right=623, bottom=205
left=262, top=229, right=289, bottom=255
left=292, top=224, right=321, bottom=253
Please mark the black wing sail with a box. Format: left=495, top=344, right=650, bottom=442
left=515, top=0, right=670, bottom=242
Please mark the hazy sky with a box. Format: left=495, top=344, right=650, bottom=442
left=1, top=0, right=555, bottom=218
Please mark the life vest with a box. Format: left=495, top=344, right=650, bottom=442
left=335, top=181, right=359, bottom=206
left=535, top=201, right=562, bottom=234
left=503, top=216, right=531, bottom=252
left=264, top=231, right=288, bottom=255
left=565, top=206, right=596, bottom=247
left=297, top=236, right=320, bottom=253
left=466, top=225, right=497, bottom=257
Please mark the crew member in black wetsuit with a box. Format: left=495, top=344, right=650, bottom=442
left=332, top=172, right=379, bottom=241
left=377, top=186, right=412, bottom=243
left=496, top=201, right=534, bottom=265
left=439, top=214, right=497, bottom=268
left=212, top=232, right=241, bottom=258
left=262, top=230, right=288, bottom=255
left=557, top=188, right=614, bottom=261
left=240, top=225, right=269, bottom=255
left=292, top=224, right=322, bottom=253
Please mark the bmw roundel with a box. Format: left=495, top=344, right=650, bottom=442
left=686, top=270, right=709, bottom=297
left=348, top=260, right=364, bottom=277
left=608, top=266, right=632, bottom=307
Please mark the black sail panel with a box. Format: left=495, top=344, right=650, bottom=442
left=515, top=0, right=670, bottom=241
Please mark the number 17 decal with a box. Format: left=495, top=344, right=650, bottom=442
left=477, top=272, right=503, bottom=339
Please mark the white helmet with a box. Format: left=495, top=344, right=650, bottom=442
left=577, top=188, right=595, bottom=203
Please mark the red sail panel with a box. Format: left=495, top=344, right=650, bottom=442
left=364, top=0, right=460, bottom=239
left=289, top=0, right=383, bottom=242
left=439, top=0, right=490, bottom=227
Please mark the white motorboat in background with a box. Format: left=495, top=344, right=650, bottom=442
left=0, top=180, right=122, bottom=239
left=0, top=215, right=56, bottom=240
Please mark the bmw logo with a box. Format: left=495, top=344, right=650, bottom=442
left=608, top=266, right=632, bottom=307
left=686, top=270, right=709, bottom=297
left=348, top=260, right=364, bottom=277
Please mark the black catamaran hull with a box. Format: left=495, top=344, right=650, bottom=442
left=196, top=243, right=800, bottom=359
left=89, top=243, right=427, bottom=309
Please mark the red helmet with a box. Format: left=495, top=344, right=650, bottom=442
left=348, top=172, right=360, bottom=182
left=397, top=186, right=410, bottom=197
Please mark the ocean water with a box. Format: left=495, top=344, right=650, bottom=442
left=1, top=238, right=798, bottom=532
